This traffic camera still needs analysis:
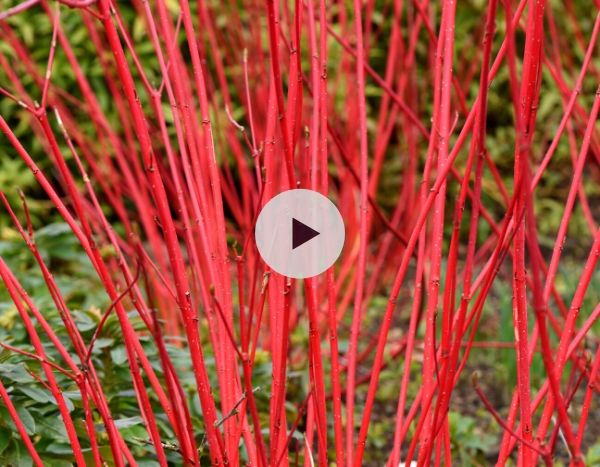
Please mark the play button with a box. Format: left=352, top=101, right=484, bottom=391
left=255, top=189, right=345, bottom=279
left=292, top=218, right=319, bottom=249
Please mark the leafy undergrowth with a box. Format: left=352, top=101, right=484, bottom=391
left=1, top=224, right=600, bottom=465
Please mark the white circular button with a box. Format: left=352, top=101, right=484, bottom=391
left=255, top=189, right=345, bottom=279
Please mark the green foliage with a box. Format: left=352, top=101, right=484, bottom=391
left=0, top=222, right=287, bottom=465
left=448, top=411, right=496, bottom=465
left=586, top=441, right=600, bottom=466
left=0, top=225, right=179, bottom=464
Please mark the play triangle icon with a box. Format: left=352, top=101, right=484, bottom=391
left=255, top=189, right=344, bottom=278
left=292, top=218, right=320, bottom=250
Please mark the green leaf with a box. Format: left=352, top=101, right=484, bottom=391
left=110, top=346, right=128, bottom=365
left=36, top=414, right=68, bottom=440
left=120, top=424, right=148, bottom=442
left=137, top=460, right=161, bottom=467
left=114, top=416, right=144, bottom=429
left=92, top=338, right=114, bottom=350
left=44, top=459, right=74, bottom=467
left=586, top=442, right=600, bottom=465
left=9, top=439, right=34, bottom=467
left=0, top=364, right=36, bottom=384
left=62, top=394, right=75, bottom=413
left=15, top=406, right=35, bottom=436
left=35, top=223, right=72, bottom=238
left=19, top=386, right=53, bottom=404
left=45, top=443, right=76, bottom=455
left=73, top=310, right=98, bottom=332
left=0, top=428, right=10, bottom=454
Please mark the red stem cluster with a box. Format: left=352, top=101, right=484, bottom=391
left=0, top=0, right=599, bottom=465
